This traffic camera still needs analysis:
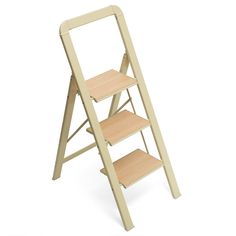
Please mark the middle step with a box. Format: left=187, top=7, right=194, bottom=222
left=86, top=110, right=150, bottom=145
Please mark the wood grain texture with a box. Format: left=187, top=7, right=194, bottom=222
left=86, top=110, right=150, bottom=145
left=86, top=69, right=137, bottom=102
left=101, top=149, right=163, bottom=188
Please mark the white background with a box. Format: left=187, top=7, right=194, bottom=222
left=0, top=0, right=236, bottom=235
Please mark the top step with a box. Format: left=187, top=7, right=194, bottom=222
left=86, top=69, right=137, bottom=102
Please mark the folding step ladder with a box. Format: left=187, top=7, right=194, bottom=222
left=53, top=6, right=181, bottom=231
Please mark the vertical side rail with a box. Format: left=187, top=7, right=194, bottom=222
left=108, top=53, right=129, bottom=117
left=60, top=31, right=134, bottom=230
left=52, top=77, right=77, bottom=180
left=113, top=6, right=181, bottom=198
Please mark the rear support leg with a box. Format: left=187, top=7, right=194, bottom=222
left=52, top=77, right=77, bottom=180
left=108, top=53, right=129, bottom=117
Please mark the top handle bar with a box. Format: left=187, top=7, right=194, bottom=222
left=60, top=5, right=123, bottom=35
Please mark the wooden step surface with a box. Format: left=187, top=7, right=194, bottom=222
left=86, top=69, right=137, bottom=102
left=86, top=110, right=150, bottom=145
left=101, top=149, right=163, bottom=188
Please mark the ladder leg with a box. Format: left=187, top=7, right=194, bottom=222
left=52, top=77, right=77, bottom=180
left=108, top=53, right=129, bottom=117
left=137, top=79, right=181, bottom=198
left=115, top=12, right=181, bottom=198
left=149, top=115, right=181, bottom=198
left=138, top=80, right=181, bottom=198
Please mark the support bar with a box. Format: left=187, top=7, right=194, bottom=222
left=113, top=98, right=131, bottom=115
left=63, top=142, right=97, bottom=163
left=67, top=119, right=88, bottom=142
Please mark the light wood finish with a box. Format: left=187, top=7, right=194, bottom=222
left=55, top=5, right=181, bottom=231
left=86, top=110, right=150, bottom=145
left=86, top=69, right=137, bottom=102
left=101, top=149, right=162, bottom=188
left=108, top=53, right=129, bottom=117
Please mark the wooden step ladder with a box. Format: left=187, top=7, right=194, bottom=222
left=52, top=5, right=181, bottom=231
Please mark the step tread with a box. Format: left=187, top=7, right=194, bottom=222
left=86, top=110, right=149, bottom=145
left=100, top=149, right=162, bottom=188
left=86, top=69, right=137, bottom=102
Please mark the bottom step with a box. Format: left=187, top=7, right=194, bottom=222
left=100, top=149, right=162, bottom=188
